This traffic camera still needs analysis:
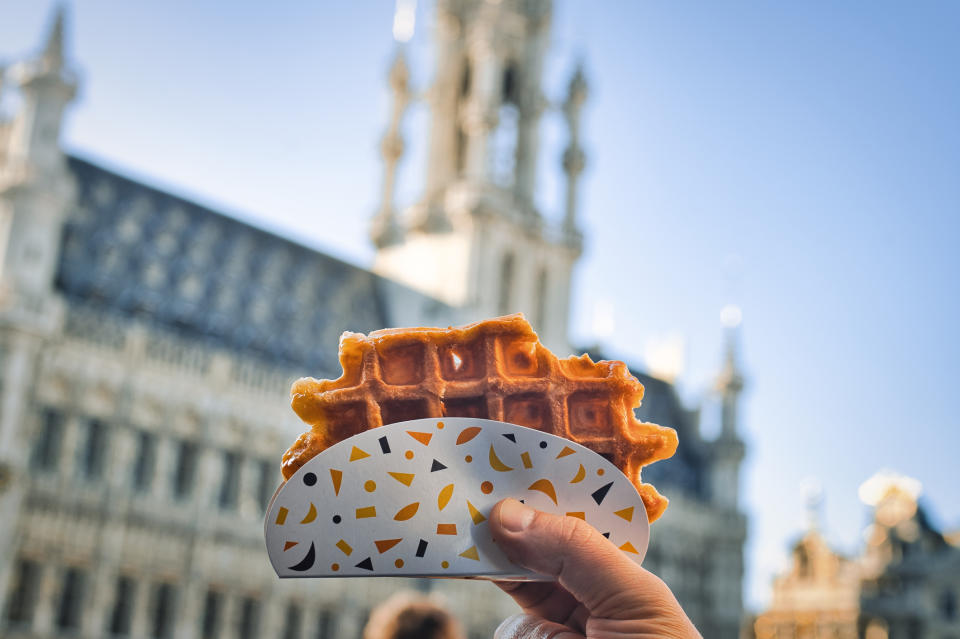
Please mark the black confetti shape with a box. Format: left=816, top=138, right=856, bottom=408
left=288, top=542, right=316, bottom=572
left=430, top=459, right=447, bottom=472
left=303, top=472, right=317, bottom=486
left=355, top=557, right=374, bottom=571
left=591, top=481, right=614, bottom=505
left=379, top=436, right=391, bottom=454
left=416, top=539, right=428, bottom=557
left=602, top=532, right=611, bottom=539
left=502, top=433, right=517, bottom=443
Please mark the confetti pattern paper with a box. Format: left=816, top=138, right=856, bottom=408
left=264, top=418, right=650, bottom=579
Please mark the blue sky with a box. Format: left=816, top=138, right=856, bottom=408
left=3, top=1, right=958, bottom=610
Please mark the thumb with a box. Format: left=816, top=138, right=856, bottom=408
left=490, top=498, right=673, bottom=619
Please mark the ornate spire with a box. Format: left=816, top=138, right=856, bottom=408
left=562, top=62, right=587, bottom=238
left=370, top=42, right=412, bottom=248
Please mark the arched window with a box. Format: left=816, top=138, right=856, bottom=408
left=498, top=252, right=514, bottom=316
left=535, top=268, right=548, bottom=332
left=456, top=60, right=471, bottom=175
left=491, top=61, right=520, bottom=186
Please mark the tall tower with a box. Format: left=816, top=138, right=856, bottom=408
left=710, top=304, right=747, bottom=510
left=0, top=5, right=77, bottom=327
left=371, top=0, right=584, bottom=353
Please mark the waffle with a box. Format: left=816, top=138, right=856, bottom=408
left=283, top=314, right=678, bottom=522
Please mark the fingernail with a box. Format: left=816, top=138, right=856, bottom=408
left=499, top=499, right=535, bottom=532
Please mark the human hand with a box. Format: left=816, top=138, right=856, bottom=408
left=490, top=498, right=701, bottom=639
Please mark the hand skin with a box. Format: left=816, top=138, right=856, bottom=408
left=490, top=498, right=702, bottom=639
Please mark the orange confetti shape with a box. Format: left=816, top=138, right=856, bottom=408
left=528, top=479, right=558, bottom=505
left=283, top=541, right=298, bottom=551
left=394, top=502, right=420, bottom=521
left=489, top=445, right=514, bottom=472
left=614, top=506, right=635, bottom=522
left=520, top=451, right=533, bottom=469
left=436, top=523, right=458, bottom=535
left=336, top=540, right=353, bottom=556
left=300, top=503, right=318, bottom=524
left=388, top=471, right=415, bottom=486
left=330, top=469, right=343, bottom=495
left=356, top=506, right=377, bottom=519
left=406, top=431, right=433, bottom=446
left=438, top=484, right=454, bottom=511
left=459, top=546, right=480, bottom=560
left=375, top=538, right=403, bottom=553
left=565, top=512, right=586, bottom=520
left=456, top=426, right=482, bottom=445
left=619, top=541, right=639, bottom=554
left=466, top=500, right=487, bottom=525
left=275, top=507, right=288, bottom=525
left=349, top=446, right=370, bottom=462
left=556, top=446, right=576, bottom=459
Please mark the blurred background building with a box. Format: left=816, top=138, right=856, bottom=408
left=0, top=2, right=746, bottom=638
left=748, top=472, right=960, bottom=639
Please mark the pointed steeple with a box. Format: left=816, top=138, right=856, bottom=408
left=371, top=46, right=410, bottom=249
left=41, top=4, right=67, bottom=70
left=562, top=61, right=587, bottom=241
left=716, top=303, right=745, bottom=439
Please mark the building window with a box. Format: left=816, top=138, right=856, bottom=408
left=237, top=596, right=260, bottom=639
left=79, top=418, right=109, bottom=480
left=56, top=567, right=87, bottom=631
left=282, top=603, right=302, bottom=639
left=535, top=268, right=548, bottom=333
left=171, top=440, right=198, bottom=500
left=498, top=252, right=515, bottom=316
left=132, top=431, right=157, bottom=492
left=943, top=589, right=957, bottom=620
left=108, top=576, right=136, bottom=636
left=151, top=583, right=176, bottom=639
left=31, top=408, right=65, bottom=469
left=315, top=609, right=334, bottom=639
left=256, top=459, right=275, bottom=513
left=219, top=451, right=241, bottom=510
left=3, top=558, right=41, bottom=627
left=200, top=589, right=223, bottom=639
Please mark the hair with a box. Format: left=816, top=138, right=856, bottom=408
left=362, top=591, right=464, bottom=639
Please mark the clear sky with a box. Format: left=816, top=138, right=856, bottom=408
left=3, top=0, right=958, bottom=611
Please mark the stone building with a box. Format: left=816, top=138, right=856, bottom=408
left=0, top=3, right=746, bottom=638
left=748, top=473, right=960, bottom=639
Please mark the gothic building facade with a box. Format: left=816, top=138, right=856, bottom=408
left=0, top=3, right=746, bottom=638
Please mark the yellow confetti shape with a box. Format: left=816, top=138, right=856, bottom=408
left=336, top=539, right=353, bottom=556
left=330, top=469, right=343, bottom=495
left=556, top=445, right=576, bottom=459
left=489, top=445, right=514, bottom=472
left=527, top=479, right=558, bottom=505
left=459, top=546, right=480, bottom=561
left=388, top=471, right=415, bottom=486
left=275, top=507, right=288, bottom=525
left=394, top=502, right=420, bottom=521
left=619, top=541, right=639, bottom=554
left=466, top=500, right=487, bottom=525
left=614, top=506, right=634, bottom=522
left=406, top=430, right=433, bottom=446
left=520, top=451, right=533, bottom=469
left=349, top=446, right=370, bottom=462
left=283, top=541, right=298, bottom=551
left=356, top=506, right=377, bottom=519
left=565, top=512, right=586, bottom=520
left=570, top=464, right=586, bottom=484
left=438, top=484, right=454, bottom=511
left=436, top=523, right=458, bottom=535
left=300, top=503, right=317, bottom=524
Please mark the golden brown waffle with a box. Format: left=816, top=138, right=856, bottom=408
left=283, top=314, right=678, bottom=522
